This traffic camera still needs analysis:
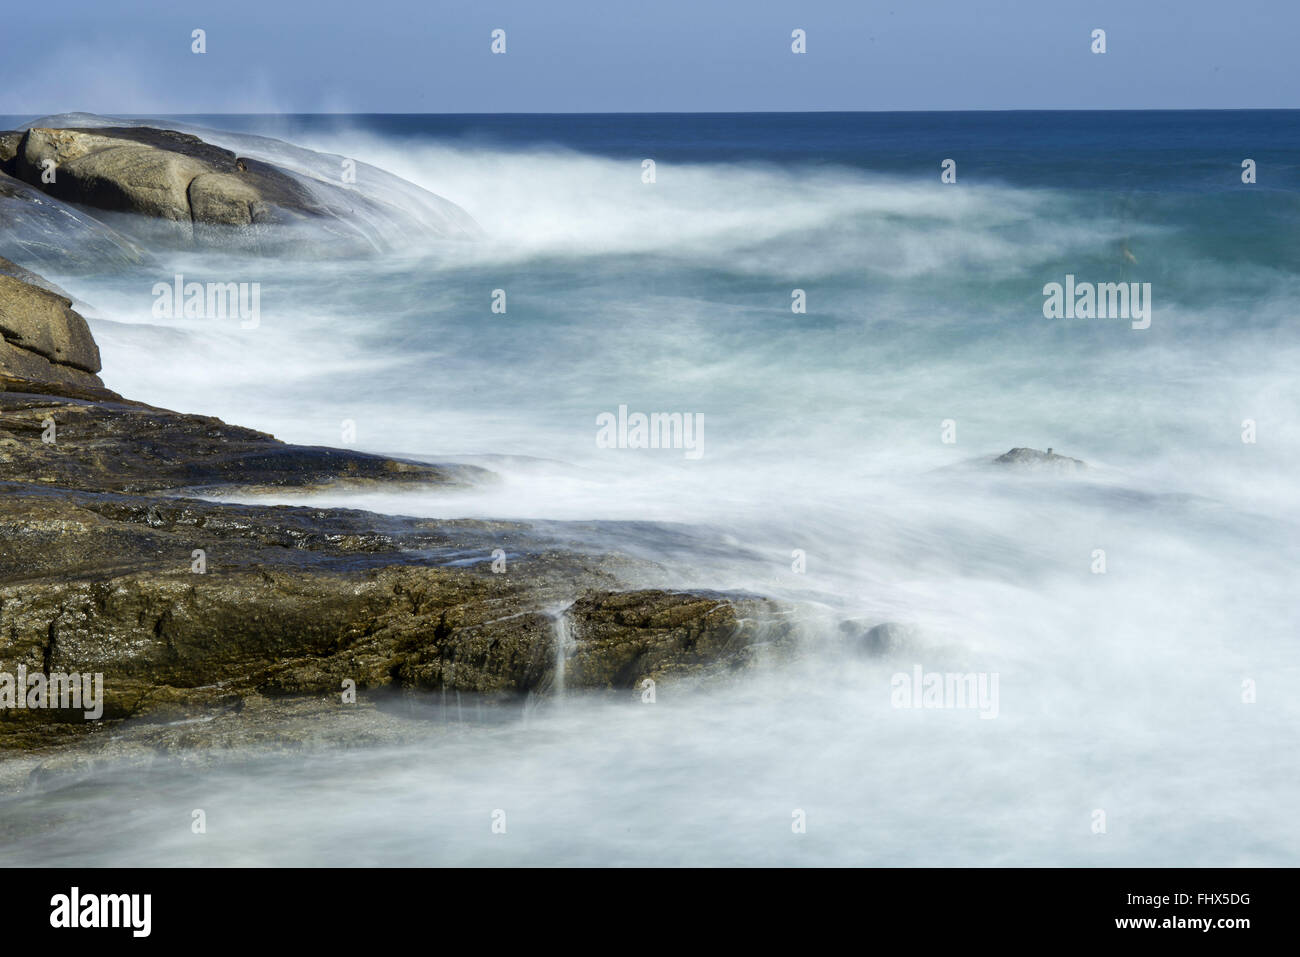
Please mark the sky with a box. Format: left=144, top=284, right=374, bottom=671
left=0, top=0, right=1294, bottom=115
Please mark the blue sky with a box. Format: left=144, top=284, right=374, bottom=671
left=1, top=0, right=1294, bottom=114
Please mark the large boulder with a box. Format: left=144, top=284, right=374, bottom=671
left=14, top=127, right=329, bottom=235
left=5, top=122, right=480, bottom=254
left=0, top=265, right=104, bottom=395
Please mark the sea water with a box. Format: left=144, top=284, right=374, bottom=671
left=1, top=111, right=1297, bottom=865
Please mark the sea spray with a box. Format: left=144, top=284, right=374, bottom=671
left=550, top=604, right=577, bottom=702
left=11, top=111, right=1298, bottom=867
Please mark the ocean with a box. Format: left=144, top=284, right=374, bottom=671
left=1, top=111, right=1297, bottom=865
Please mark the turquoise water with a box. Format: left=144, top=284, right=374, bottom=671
left=2, top=112, right=1298, bottom=865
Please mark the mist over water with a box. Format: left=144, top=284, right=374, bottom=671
left=5, top=113, right=1298, bottom=865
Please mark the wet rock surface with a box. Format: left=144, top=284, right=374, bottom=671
left=12, top=127, right=325, bottom=229
left=0, top=169, right=149, bottom=273
left=1, top=121, right=480, bottom=255
left=0, top=480, right=795, bottom=754
left=0, top=258, right=798, bottom=761
left=0, top=390, right=485, bottom=493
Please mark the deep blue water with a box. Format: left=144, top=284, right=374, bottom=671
left=165, top=109, right=1300, bottom=189
left=11, top=109, right=1299, bottom=181
left=5, top=109, right=1280, bottom=279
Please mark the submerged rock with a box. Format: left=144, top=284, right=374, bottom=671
left=992, top=447, right=1086, bottom=472
left=0, top=171, right=148, bottom=272
left=0, top=255, right=75, bottom=295
left=840, top=620, right=915, bottom=656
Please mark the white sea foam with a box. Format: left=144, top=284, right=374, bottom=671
left=8, top=132, right=1298, bottom=866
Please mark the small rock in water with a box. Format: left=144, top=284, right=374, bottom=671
left=840, top=620, right=914, bottom=656
left=992, top=447, right=1086, bottom=472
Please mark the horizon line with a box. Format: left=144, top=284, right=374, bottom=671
left=3, top=107, right=1299, bottom=118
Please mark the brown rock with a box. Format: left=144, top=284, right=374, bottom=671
left=0, top=274, right=101, bottom=372
left=17, top=129, right=208, bottom=225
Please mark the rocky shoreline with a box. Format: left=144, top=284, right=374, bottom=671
left=0, top=316, right=799, bottom=761
left=0, top=120, right=802, bottom=771
left=0, top=117, right=1073, bottom=778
